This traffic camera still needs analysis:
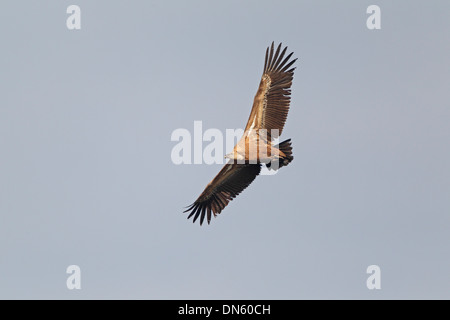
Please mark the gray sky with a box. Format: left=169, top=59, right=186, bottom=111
left=1, top=0, right=449, bottom=299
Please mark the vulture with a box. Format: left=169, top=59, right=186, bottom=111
left=184, top=42, right=297, bottom=225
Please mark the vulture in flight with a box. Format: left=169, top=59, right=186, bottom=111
left=184, top=42, right=297, bottom=225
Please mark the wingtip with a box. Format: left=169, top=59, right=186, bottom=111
left=183, top=203, right=195, bottom=213
left=184, top=201, right=209, bottom=226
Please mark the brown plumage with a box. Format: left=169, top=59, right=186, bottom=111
left=184, top=42, right=297, bottom=225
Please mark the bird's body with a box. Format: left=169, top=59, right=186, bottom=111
left=225, top=129, right=286, bottom=164
left=184, top=42, right=297, bottom=225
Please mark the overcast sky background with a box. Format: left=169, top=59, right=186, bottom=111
left=1, top=1, right=449, bottom=299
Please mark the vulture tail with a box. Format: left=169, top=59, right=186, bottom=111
left=266, top=139, right=294, bottom=170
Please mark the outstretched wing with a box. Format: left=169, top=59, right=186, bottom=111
left=244, top=42, right=297, bottom=140
left=184, top=162, right=261, bottom=225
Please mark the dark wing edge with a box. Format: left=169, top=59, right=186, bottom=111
left=262, top=42, right=297, bottom=139
left=183, top=163, right=261, bottom=225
